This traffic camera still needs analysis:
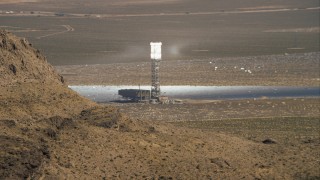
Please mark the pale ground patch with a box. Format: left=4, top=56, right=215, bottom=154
left=264, top=27, right=320, bottom=33
left=237, top=6, right=288, bottom=10
left=111, top=0, right=180, bottom=6
left=0, top=0, right=38, bottom=4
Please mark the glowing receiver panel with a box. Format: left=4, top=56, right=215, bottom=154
left=150, top=42, right=162, bottom=60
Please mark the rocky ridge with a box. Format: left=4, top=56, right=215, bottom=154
left=0, top=30, right=96, bottom=120
left=0, top=30, right=63, bottom=86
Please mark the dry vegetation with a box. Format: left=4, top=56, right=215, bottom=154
left=172, top=116, right=319, bottom=143
left=118, top=98, right=319, bottom=143
left=116, top=98, right=320, bottom=144
left=116, top=98, right=320, bottom=179
left=115, top=98, right=320, bottom=122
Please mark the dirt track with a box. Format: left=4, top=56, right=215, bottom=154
left=36, top=25, right=74, bottom=39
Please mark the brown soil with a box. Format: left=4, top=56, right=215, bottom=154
left=1, top=30, right=319, bottom=179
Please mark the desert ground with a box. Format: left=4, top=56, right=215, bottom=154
left=0, top=0, right=320, bottom=179
left=55, top=52, right=320, bottom=86
left=2, top=0, right=318, bottom=86
left=0, top=0, right=319, bottom=65
left=0, top=0, right=38, bottom=4
left=115, top=98, right=319, bottom=142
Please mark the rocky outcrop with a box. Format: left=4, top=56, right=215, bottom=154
left=0, top=30, right=64, bottom=86
left=0, top=29, right=96, bottom=120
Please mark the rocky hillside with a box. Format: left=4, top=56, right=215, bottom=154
left=0, top=30, right=63, bottom=86
left=0, top=30, right=96, bottom=120
left=0, top=30, right=318, bottom=179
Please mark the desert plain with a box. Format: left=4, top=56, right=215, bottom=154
left=0, top=0, right=319, bottom=179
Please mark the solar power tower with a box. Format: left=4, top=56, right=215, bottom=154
left=150, top=42, right=162, bottom=99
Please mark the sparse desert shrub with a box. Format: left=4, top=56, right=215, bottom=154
left=0, top=135, right=49, bottom=179
left=47, top=116, right=75, bottom=130
left=96, top=118, right=118, bottom=128
left=158, top=176, right=173, bottom=180
left=0, top=119, right=16, bottom=128
left=9, top=64, right=17, bottom=75
left=148, top=126, right=156, bottom=133
left=80, top=109, right=92, bottom=117
left=44, top=128, right=57, bottom=140
left=118, top=123, right=130, bottom=132
left=262, top=138, right=277, bottom=144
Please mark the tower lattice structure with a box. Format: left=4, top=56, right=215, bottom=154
left=151, top=59, right=160, bottom=98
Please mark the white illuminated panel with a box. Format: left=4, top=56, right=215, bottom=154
left=150, top=42, right=162, bottom=60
